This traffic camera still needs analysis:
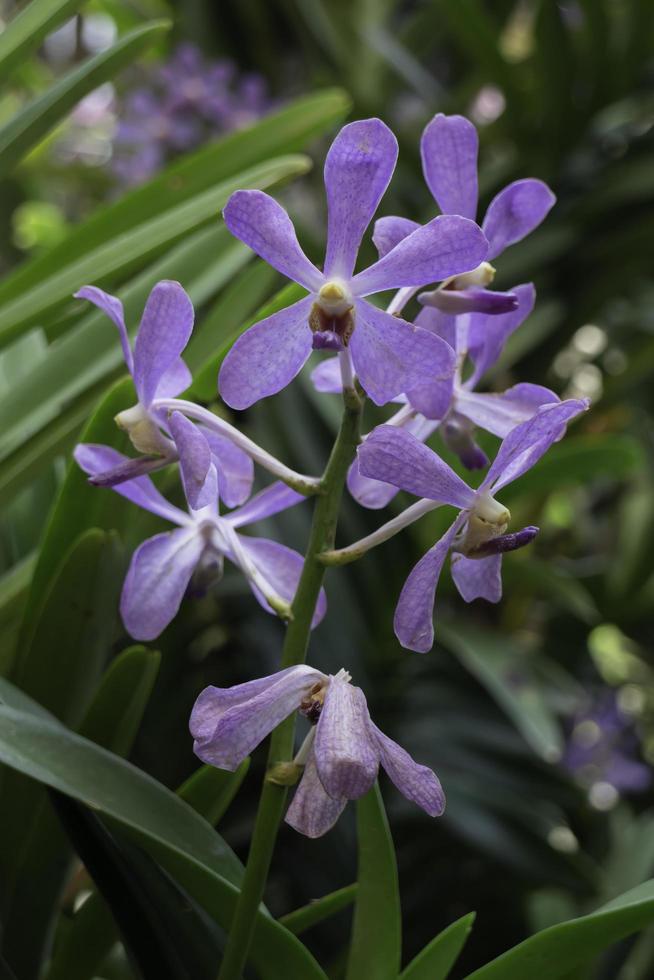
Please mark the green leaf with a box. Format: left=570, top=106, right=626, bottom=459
left=280, top=884, right=358, bottom=936
left=78, top=646, right=161, bottom=758
left=439, top=622, right=563, bottom=762
left=346, top=783, right=401, bottom=980
left=0, top=154, right=309, bottom=349
left=46, top=891, right=115, bottom=980
left=0, top=0, right=84, bottom=83
left=401, top=912, right=476, bottom=980
left=0, top=21, right=168, bottom=178
left=178, top=761, right=250, bottom=827
left=463, top=880, right=654, bottom=979
left=0, top=683, right=327, bottom=980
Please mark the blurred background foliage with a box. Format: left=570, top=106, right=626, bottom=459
left=1, top=0, right=654, bottom=978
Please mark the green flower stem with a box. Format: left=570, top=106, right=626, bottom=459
left=217, top=387, right=363, bottom=980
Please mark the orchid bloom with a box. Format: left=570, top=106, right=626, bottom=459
left=191, top=666, right=444, bottom=838
left=218, top=117, right=488, bottom=409
left=75, top=281, right=254, bottom=508
left=373, top=112, right=555, bottom=320
left=357, top=399, right=588, bottom=652
left=74, top=438, right=324, bottom=641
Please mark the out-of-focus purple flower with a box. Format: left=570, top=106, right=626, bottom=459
left=74, top=445, right=320, bottom=640
left=373, top=113, right=555, bottom=320
left=111, top=44, right=272, bottom=187
left=75, top=282, right=254, bottom=508
left=357, top=399, right=588, bottom=651
left=191, top=666, right=444, bottom=838
left=218, top=118, right=488, bottom=410
left=563, top=691, right=651, bottom=797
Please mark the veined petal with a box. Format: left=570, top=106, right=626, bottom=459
left=372, top=215, right=420, bottom=259
left=237, top=536, right=327, bottom=627
left=358, top=425, right=475, bottom=507
left=482, top=179, right=555, bottom=260
left=314, top=675, right=379, bottom=799
left=350, top=301, right=455, bottom=407
left=421, top=113, right=479, bottom=220
left=120, top=528, right=205, bottom=640
left=75, top=285, right=133, bottom=374
left=133, top=281, right=195, bottom=407
left=347, top=458, right=399, bottom=510
left=456, top=383, right=559, bottom=439
left=394, top=513, right=467, bottom=653
left=218, top=297, right=314, bottom=410
left=200, top=428, right=254, bottom=508
left=155, top=358, right=192, bottom=399
left=450, top=552, right=502, bottom=603
left=371, top=723, right=445, bottom=816
left=323, top=118, right=398, bottom=279
left=223, top=189, right=322, bottom=291
left=415, top=305, right=456, bottom=348
left=74, top=444, right=188, bottom=525
left=169, top=411, right=213, bottom=511
left=226, top=481, right=304, bottom=529
left=310, top=356, right=342, bottom=393
left=351, top=215, right=488, bottom=296
left=467, top=282, right=535, bottom=384
left=482, top=398, right=589, bottom=494
left=191, top=665, right=325, bottom=771
left=406, top=374, right=454, bottom=421
left=285, top=747, right=347, bottom=838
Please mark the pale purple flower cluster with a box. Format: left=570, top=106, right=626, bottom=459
left=112, top=43, right=271, bottom=187
left=75, top=112, right=588, bottom=837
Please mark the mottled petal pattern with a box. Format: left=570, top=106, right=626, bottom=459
left=420, top=113, right=479, bottom=219
left=482, top=179, right=555, bottom=261
left=323, top=118, right=398, bottom=278
left=133, top=280, right=194, bottom=407
left=358, top=425, right=475, bottom=507
left=121, top=528, right=204, bottom=640
left=371, top=723, right=445, bottom=816
left=285, top=748, right=347, bottom=838
left=315, top=676, right=379, bottom=799
left=450, top=552, right=503, bottom=603
left=223, top=190, right=323, bottom=291
left=372, top=215, right=420, bottom=259
left=218, top=296, right=314, bottom=410
left=75, top=285, right=133, bottom=373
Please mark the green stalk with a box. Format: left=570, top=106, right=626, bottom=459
left=217, top=387, right=363, bottom=980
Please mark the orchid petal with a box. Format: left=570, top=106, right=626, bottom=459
left=456, top=383, right=559, bottom=439
left=226, top=481, right=304, bottom=529
left=314, top=676, right=379, bottom=799
left=75, top=285, right=133, bottom=373
left=406, top=374, right=454, bottom=420
left=310, top=356, right=342, bottom=393
left=133, top=281, right=194, bottom=407
left=323, top=118, right=398, bottom=278
left=120, top=528, right=204, bottom=640
left=168, top=412, right=213, bottom=511
left=394, top=513, right=467, bottom=653
left=371, top=723, right=445, bottom=816
left=420, top=286, right=518, bottom=316
left=450, top=552, right=503, bottom=603
left=352, top=215, right=488, bottom=296
left=347, top=458, right=399, bottom=510
left=482, top=179, right=555, bottom=260
left=218, top=297, right=314, bottom=410
left=467, top=283, right=536, bottom=384
left=237, top=537, right=327, bottom=627
left=372, top=215, right=420, bottom=259
left=357, top=425, right=474, bottom=507
left=285, top=748, right=347, bottom=838
left=191, top=665, right=325, bottom=770
left=200, top=428, right=254, bottom=508
left=421, top=113, right=479, bottom=219
left=415, top=304, right=456, bottom=348
left=223, top=189, right=323, bottom=291
left=155, top=358, right=192, bottom=399
left=74, top=444, right=187, bottom=525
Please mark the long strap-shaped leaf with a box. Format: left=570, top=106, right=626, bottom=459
left=0, top=0, right=83, bottom=83
left=401, top=913, right=476, bottom=980
left=0, top=21, right=169, bottom=179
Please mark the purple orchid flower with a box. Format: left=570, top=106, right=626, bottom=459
left=373, top=113, right=555, bottom=320
left=191, top=666, right=444, bottom=838
left=74, top=443, right=322, bottom=641
left=357, top=399, right=588, bottom=652
left=75, top=281, right=254, bottom=509
left=218, top=118, right=489, bottom=410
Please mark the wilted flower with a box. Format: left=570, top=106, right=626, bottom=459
left=357, top=399, right=588, bottom=651
left=74, top=446, right=321, bottom=640
left=191, top=666, right=444, bottom=838
left=75, top=281, right=253, bottom=507
left=218, top=117, right=488, bottom=409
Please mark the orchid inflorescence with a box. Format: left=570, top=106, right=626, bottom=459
left=75, top=113, right=588, bottom=840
